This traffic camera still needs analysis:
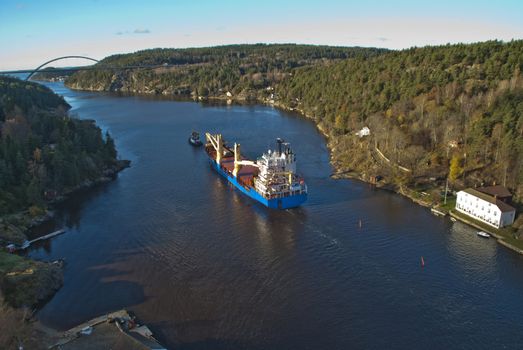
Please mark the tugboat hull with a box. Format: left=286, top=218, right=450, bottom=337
left=188, top=137, right=203, bottom=146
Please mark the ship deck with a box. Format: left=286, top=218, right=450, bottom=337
left=220, top=156, right=257, bottom=187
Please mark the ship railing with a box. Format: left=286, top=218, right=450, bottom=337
left=265, top=187, right=307, bottom=199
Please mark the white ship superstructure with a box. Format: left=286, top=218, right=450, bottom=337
left=254, top=139, right=307, bottom=199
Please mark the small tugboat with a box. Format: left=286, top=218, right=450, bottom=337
left=477, top=231, right=491, bottom=238
left=188, top=131, right=203, bottom=146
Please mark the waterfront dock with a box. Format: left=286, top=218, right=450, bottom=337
left=28, top=228, right=65, bottom=245
left=11, top=229, right=66, bottom=251
left=49, top=309, right=167, bottom=350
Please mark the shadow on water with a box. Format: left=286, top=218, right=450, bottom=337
left=21, top=181, right=124, bottom=258
left=19, top=238, right=135, bottom=316
left=24, top=185, right=125, bottom=268
left=38, top=263, right=148, bottom=330
left=54, top=184, right=115, bottom=230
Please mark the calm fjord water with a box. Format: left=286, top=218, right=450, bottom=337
left=29, top=82, right=523, bottom=349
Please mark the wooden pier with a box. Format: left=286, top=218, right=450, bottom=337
left=17, top=229, right=66, bottom=250
left=29, top=228, right=66, bottom=244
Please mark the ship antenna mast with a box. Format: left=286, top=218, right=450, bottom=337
left=277, top=138, right=284, bottom=155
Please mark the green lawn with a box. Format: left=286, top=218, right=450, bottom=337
left=0, top=252, right=63, bottom=307
left=439, top=197, right=456, bottom=212
left=0, top=252, right=33, bottom=275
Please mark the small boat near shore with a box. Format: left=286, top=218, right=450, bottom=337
left=477, top=231, right=491, bottom=238
left=188, top=131, right=203, bottom=146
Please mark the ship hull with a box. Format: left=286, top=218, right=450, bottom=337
left=209, top=159, right=307, bottom=209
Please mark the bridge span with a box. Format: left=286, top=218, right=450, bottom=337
left=25, top=55, right=100, bottom=80
left=0, top=55, right=178, bottom=80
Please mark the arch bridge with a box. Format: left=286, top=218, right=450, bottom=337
left=0, top=56, right=174, bottom=79
left=25, top=56, right=100, bottom=80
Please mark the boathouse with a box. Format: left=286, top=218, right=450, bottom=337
left=455, top=187, right=516, bottom=228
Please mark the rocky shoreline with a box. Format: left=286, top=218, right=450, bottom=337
left=49, top=159, right=131, bottom=205
left=0, top=159, right=130, bottom=311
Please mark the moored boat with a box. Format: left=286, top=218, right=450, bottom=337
left=477, top=231, right=490, bottom=238
left=205, top=133, right=307, bottom=209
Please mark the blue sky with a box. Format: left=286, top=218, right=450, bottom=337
left=1, top=0, right=522, bottom=70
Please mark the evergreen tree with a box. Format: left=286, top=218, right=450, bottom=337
left=0, top=76, right=121, bottom=215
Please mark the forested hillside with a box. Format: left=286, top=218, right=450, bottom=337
left=0, top=76, right=120, bottom=215
left=65, top=41, right=523, bottom=202
left=279, top=40, right=523, bottom=201
left=66, top=44, right=386, bottom=96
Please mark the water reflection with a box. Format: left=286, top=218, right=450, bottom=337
left=448, top=221, right=497, bottom=276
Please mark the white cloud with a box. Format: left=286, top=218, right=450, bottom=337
left=133, top=29, right=150, bottom=34
left=115, top=29, right=151, bottom=36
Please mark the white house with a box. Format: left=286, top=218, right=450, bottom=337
left=455, top=188, right=516, bottom=228
left=355, top=126, right=370, bottom=138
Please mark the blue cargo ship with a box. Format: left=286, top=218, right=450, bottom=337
left=205, top=133, right=307, bottom=209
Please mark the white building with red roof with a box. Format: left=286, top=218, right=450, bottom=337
left=455, top=187, right=516, bottom=228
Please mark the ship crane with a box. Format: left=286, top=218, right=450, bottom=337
left=205, top=134, right=259, bottom=177
left=234, top=160, right=259, bottom=167
left=233, top=143, right=261, bottom=177
left=205, top=132, right=224, bottom=164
